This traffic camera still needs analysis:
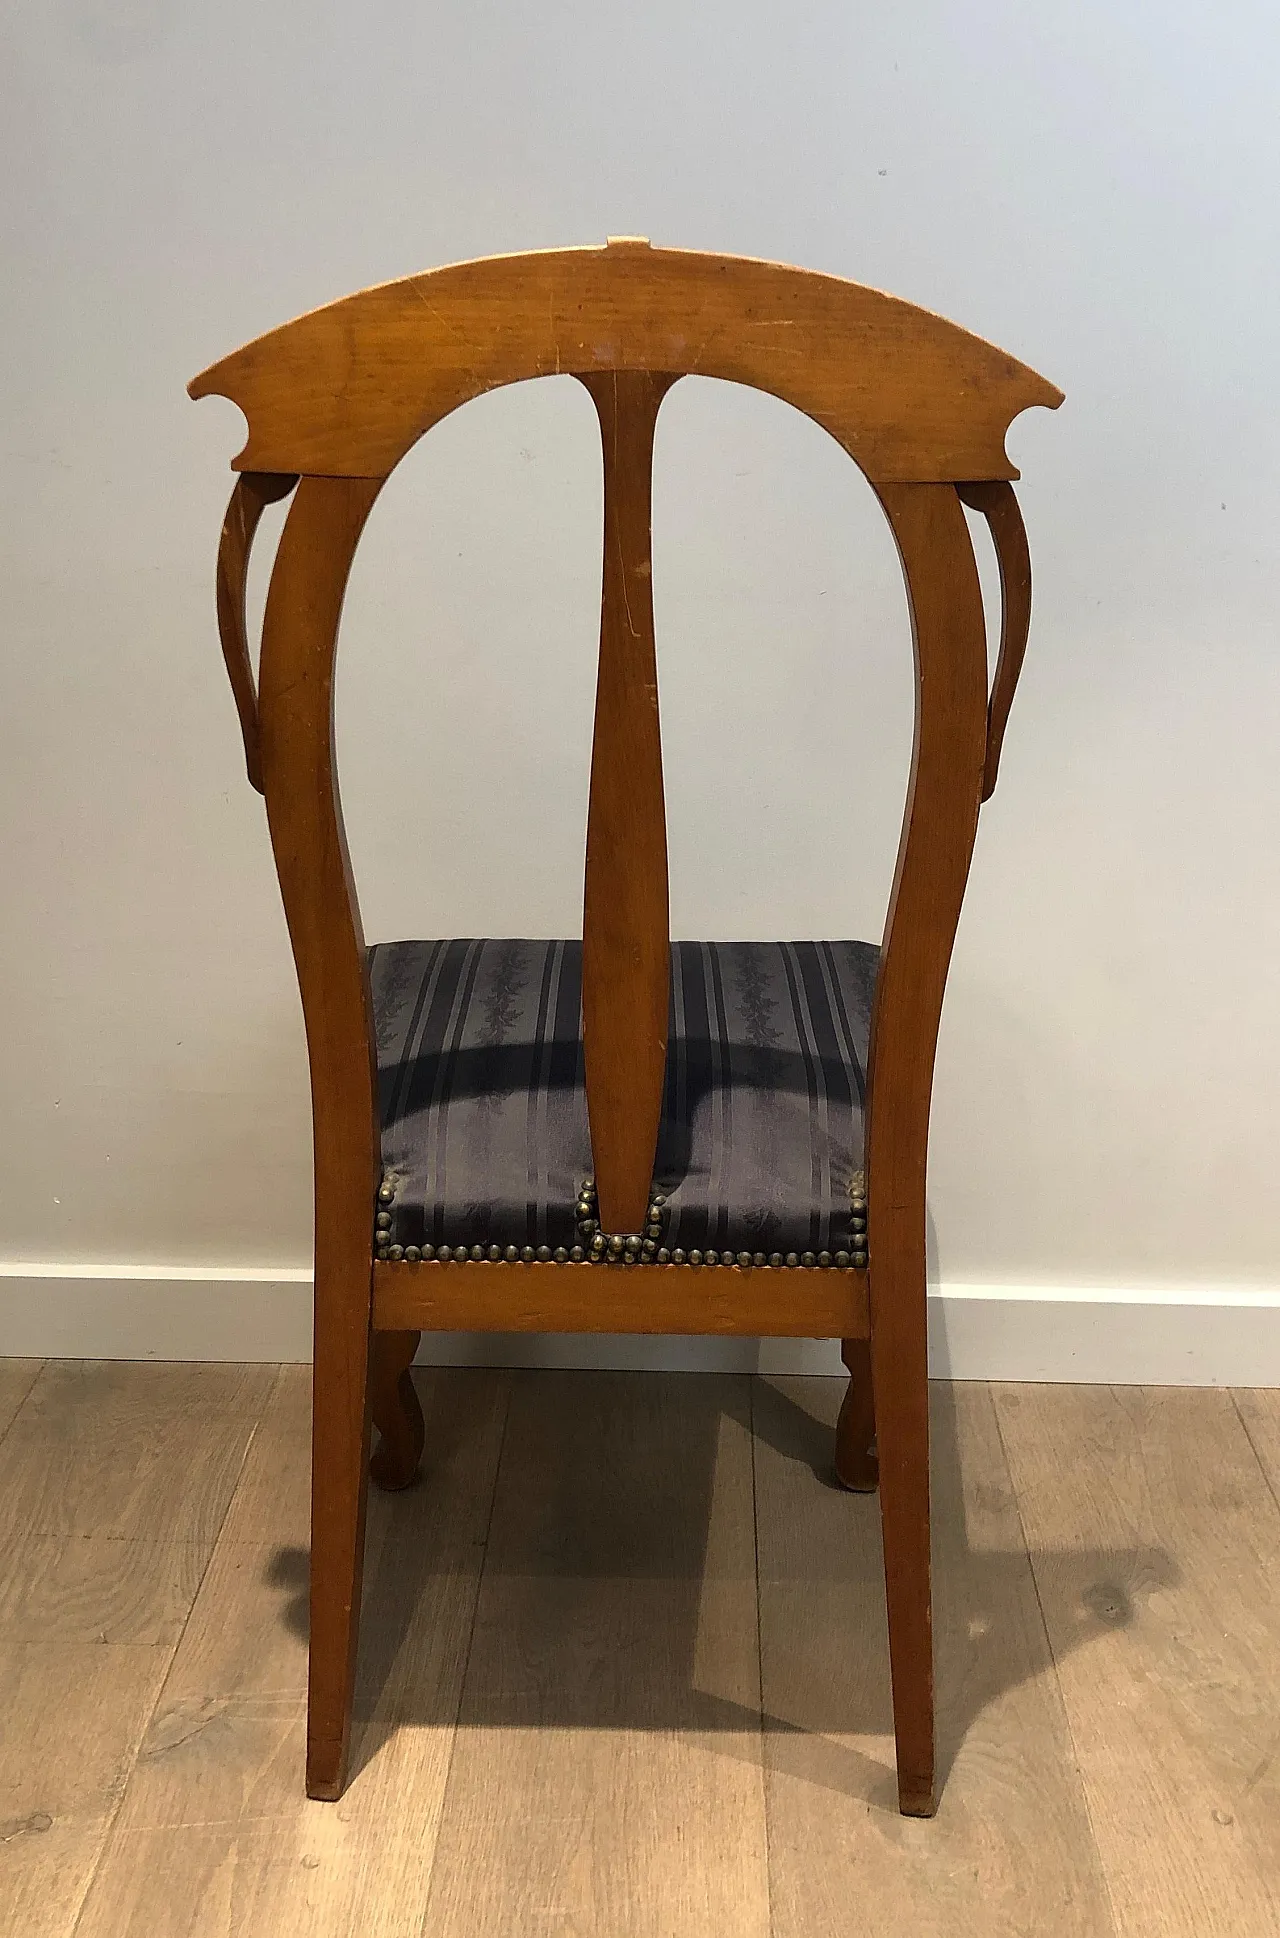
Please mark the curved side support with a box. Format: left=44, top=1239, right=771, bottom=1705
left=257, top=474, right=384, bottom=1802
left=578, top=370, right=676, bottom=1239
left=864, top=481, right=990, bottom=1818
left=956, top=480, right=1032, bottom=801
left=215, top=471, right=298, bottom=792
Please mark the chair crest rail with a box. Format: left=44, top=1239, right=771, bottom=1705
left=189, top=242, right=1062, bottom=485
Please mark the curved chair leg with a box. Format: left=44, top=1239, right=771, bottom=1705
left=835, top=1336, right=879, bottom=1491
left=870, top=1249, right=935, bottom=1817
left=369, top=1330, right=425, bottom=1491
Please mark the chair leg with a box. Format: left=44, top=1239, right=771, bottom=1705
left=870, top=1259, right=936, bottom=1817
left=369, top=1329, right=425, bottom=1491
left=835, top=1336, right=879, bottom=1491
left=306, top=1280, right=373, bottom=1802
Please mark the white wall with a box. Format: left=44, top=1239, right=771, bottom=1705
left=3, top=2, right=1279, bottom=1354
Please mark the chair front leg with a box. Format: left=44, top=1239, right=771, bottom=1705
left=370, top=1329, right=425, bottom=1490
left=835, top=1335, right=879, bottom=1491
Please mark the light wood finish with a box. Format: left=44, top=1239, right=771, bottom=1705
left=0, top=1642, right=170, bottom=1938
left=193, top=250, right=1062, bottom=1813
left=258, top=473, right=386, bottom=1798
left=11, top=1362, right=1280, bottom=1935
left=373, top=1257, right=868, bottom=1338
left=863, top=482, right=990, bottom=1813
left=754, top=1376, right=1114, bottom=1935
left=189, top=242, right=1061, bottom=483
left=419, top=1371, right=770, bottom=1938
left=1233, top=1385, right=1280, bottom=1493
left=579, top=370, right=675, bottom=1239
left=0, top=1361, right=272, bottom=1646
left=214, top=470, right=297, bottom=792
left=0, top=1357, right=41, bottom=1441
left=72, top=1364, right=510, bottom=1938
left=994, top=1383, right=1280, bottom=1937
left=957, top=479, right=1033, bottom=799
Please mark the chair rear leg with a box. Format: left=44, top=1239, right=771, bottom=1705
left=370, top=1329, right=425, bottom=1491
left=307, top=1269, right=373, bottom=1801
left=870, top=1256, right=935, bottom=1817
left=835, top=1336, right=879, bottom=1491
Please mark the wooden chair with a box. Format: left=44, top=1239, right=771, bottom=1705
left=190, top=240, right=1061, bottom=1817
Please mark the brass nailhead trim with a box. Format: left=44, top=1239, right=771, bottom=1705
left=375, top=1167, right=869, bottom=1269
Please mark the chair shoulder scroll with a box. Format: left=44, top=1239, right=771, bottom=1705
left=215, top=470, right=298, bottom=792
left=955, top=480, right=1032, bottom=801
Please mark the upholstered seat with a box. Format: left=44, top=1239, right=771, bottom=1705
left=370, top=938, right=877, bottom=1266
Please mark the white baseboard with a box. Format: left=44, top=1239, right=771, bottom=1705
left=2, top=1264, right=1280, bottom=1385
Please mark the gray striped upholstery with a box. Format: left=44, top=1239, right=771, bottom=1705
left=369, top=938, right=878, bottom=1258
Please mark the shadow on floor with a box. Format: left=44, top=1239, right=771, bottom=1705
left=266, top=1368, right=1177, bottom=1812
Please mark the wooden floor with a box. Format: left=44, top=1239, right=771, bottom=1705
left=3, top=1362, right=1280, bottom=1936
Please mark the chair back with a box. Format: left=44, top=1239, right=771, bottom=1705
left=191, top=240, right=1060, bottom=1242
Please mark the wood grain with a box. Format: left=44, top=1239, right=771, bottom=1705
left=754, top=1376, right=1115, bottom=1936
left=0, top=1358, right=41, bottom=1442
left=578, top=370, right=674, bottom=1239
left=0, top=1642, right=170, bottom=1938
left=995, top=1383, right=1280, bottom=1935
left=419, top=1371, right=770, bottom=1938
left=373, top=1258, right=868, bottom=1338
left=75, top=1364, right=512, bottom=1938
left=0, top=1361, right=272, bottom=1646
left=189, top=242, right=1062, bottom=484
left=258, top=475, right=385, bottom=1799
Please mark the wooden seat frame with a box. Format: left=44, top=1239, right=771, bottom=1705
left=191, top=239, right=1061, bottom=1816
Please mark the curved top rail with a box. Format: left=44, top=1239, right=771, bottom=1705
left=189, top=240, right=1062, bottom=484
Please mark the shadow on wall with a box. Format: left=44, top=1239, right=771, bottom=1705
left=264, top=1369, right=1174, bottom=1812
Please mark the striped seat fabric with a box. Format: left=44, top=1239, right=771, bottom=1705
left=369, top=938, right=878, bottom=1262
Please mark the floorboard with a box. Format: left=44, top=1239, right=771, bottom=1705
left=754, top=1375, right=1115, bottom=1937
left=4, top=1359, right=1279, bottom=1935
left=74, top=1365, right=512, bottom=1938
left=419, top=1370, right=771, bottom=1938
left=994, top=1382, right=1280, bottom=1936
